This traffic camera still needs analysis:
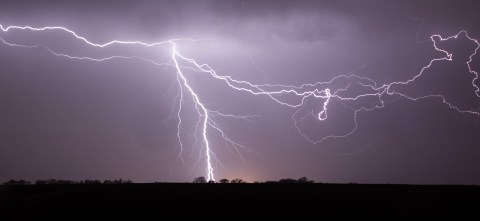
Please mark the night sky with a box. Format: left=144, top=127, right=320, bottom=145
left=1, top=0, right=480, bottom=184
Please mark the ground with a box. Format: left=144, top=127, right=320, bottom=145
left=1, top=183, right=479, bottom=220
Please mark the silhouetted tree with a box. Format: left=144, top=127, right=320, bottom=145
left=3, top=179, right=30, bottom=185
left=34, top=179, right=78, bottom=184
left=208, top=180, right=216, bottom=184
left=84, top=180, right=102, bottom=184
left=265, top=181, right=278, bottom=184
left=57, top=180, right=76, bottom=184
left=230, top=178, right=246, bottom=183
left=279, top=178, right=297, bottom=183
left=103, top=179, right=126, bottom=184
left=193, top=176, right=207, bottom=183
left=46, top=179, right=58, bottom=184
left=297, top=177, right=314, bottom=183
left=112, top=179, right=122, bottom=184
left=35, top=180, right=47, bottom=185
left=219, top=179, right=229, bottom=184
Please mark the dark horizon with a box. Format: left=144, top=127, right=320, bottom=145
left=2, top=181, right=479, bottom=219
left=1, top=0, right=480, bottom=185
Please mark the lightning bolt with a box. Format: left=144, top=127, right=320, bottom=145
left=1, top=24, right=479, bottom=181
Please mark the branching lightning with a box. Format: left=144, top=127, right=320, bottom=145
left=1, top=24, right=479, bottom=181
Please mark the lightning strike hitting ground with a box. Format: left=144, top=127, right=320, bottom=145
left=1, top=25, right=479, bottom=181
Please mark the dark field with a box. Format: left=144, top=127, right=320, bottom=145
left=1, top=183, right=479, bottom=220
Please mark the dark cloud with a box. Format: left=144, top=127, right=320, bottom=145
left=1, top=0, right=480, bottom=184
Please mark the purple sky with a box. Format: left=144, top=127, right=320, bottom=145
left=1, top=0, right=480, bottom=184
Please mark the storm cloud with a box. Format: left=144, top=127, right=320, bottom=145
left=1, top=0, right=480, bottom=184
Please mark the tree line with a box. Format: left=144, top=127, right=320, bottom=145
left=2, top=179, right=133, bottom=185
left=192, top=176, right=316, bottom=184
left=1, top=177, right=317, bottom=185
